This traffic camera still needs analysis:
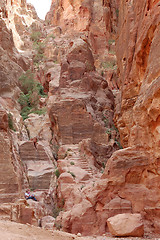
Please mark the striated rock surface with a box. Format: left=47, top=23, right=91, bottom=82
left=0, top=107, right=23, bottom=203
left=19, top=141, right=54, bottom=190
left=48, top=37, right=117, bottom=167
left=115, top=0, right=160, bottom=149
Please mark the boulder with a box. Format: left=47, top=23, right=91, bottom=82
left=41, top=216, right=55, bottom=230
left=107, top=213, right=144, bottom=237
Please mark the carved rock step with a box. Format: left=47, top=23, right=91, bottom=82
left=0, top=193, right=19, bottom=204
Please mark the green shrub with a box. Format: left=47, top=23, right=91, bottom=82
left=109, top=50, right=116, bottom=55
left=108, top=39, right=115, bottom=45
left=80, top=185, right=85, bottom=190
left=55, top=168, right=60, bottom=178
left=18, top=92, right=30, bottom=108
left=36, top=83, right=46, bottom=96
left=33, top=53, right=44, bottom=64
left=30, top=31, right=42, bottom=42
left=20, top=106, right=32, bottom=120
left=33, top=41, right=45, bottom=54
left=70, top=161, right=75, bottom=165
left=8, top=113, right=16, bottom=131
left=102, top=61, right=117, bottom=70
left=31, top=108, right=46, bottom=116
left=18, top=71, right=47, bottom=120
left=19, top=70, right=35, bottom=94
left=115, top=139, right=123, bottom=149
left=102, top=162, right=105, bottom=169
left=52, top=206, right=63, bottom=218
left=116, top=8, right=119, bottom=18
left=46, top=34, right=55, bottom=40
left=54, top=222, right=62, bottom=230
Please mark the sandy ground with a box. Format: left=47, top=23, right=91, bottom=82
left=0, top=220, right=160, bottom=240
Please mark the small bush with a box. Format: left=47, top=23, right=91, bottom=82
left=30, top=31, right=42, bottom=42
left=19, top=70, right=35, bottom=94
left=53, top=206, right=63, bottom=218
left=31, top=108, right=46, bottom=116
left=18, top=71, right=46, bottom=120
left=46, top=34, right=55, bottom=40
left=8, top=113, right=16, bottom=131
left=20, top=106, right=32, bottom=120
left=116, top=8, right=119, bottom=18
left=115, top=139, right=123, bottom=149
left=70, top=161, right=75, bottom=165
left=54, top=222, right=62, bottom=230
left=102, top=61, right=117, bottom=70
left=55, top=168, right=60, bottom=178
left=36, top=83, right=46, bottom=96
left=80, top=185, right=85, bottom=190
left=108, top=39, right=115, bottom=45
left=102, top=162, right=105, bottom=169
left=33, top=53, right=44, bottom=64
left=33, top=41, right=45, bottom=55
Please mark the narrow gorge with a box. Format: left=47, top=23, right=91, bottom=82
left=0, top=0, right=160, bottom=239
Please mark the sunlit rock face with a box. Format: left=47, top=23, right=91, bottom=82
left=46, top=0, right=119, bottom=56
left=1, top=0, right=39, bottom=49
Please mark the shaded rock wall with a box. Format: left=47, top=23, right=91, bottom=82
left=115, top=0, right=160, bottom=149
left=0, top=108, right=24, bottom=203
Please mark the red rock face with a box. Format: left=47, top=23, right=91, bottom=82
left=46, top=0, right=120, bottom=56
left=52, top=1, right=160, bottom=237
left=106, top=0, right=160, bottom=235
left=115, top=0, right=160, bottom=149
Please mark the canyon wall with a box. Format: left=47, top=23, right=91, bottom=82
left=115, top=0, right=160, bottom=149
left=46, top=0, right=119, bottom=57
left=52, top=0, right=160, bottom=236
left=0, top=0, right=160, bottom=237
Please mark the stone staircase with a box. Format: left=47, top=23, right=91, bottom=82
left=59, top=144, right=95, bottom=183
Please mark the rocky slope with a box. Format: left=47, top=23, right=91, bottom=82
left=0, top=0, right=160, bottom=238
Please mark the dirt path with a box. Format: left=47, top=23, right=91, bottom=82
left=0, top=220, right=159, bottom=240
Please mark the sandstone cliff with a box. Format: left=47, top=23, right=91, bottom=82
left=0, top=0, right=160, bottom=238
